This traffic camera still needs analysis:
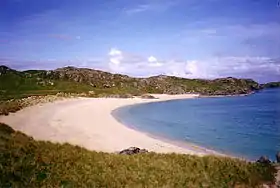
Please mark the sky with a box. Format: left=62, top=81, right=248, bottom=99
left=0, top=0, right=280, bottom=83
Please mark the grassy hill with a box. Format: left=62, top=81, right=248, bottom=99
left=0, top=65, right=262, bottom=100
left=0, top=123, right=276, bottom=187
left=261, top=82, right=280, bottom=89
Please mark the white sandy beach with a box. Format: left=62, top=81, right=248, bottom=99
left=0, top=94, right=220, bottom=156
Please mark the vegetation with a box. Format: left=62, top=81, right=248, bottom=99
left=0, top=65, right=278, bottom=186
left=0, top=65, right=263, bottom=101
left=261, top=82, right=280, bottom=89
left=0, top=94, right=74, bottom=116
left=0, top=100, right=22, bottom=116
left=0, top=123, right=276, bottom=187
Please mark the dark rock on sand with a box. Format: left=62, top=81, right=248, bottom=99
left=256, top=156, right=271, bottom=164
left=119, top=147, right=149, bottom=155
left=140, top=94, right=157, bottom=99
left=138, top=149, right=149, bottom=153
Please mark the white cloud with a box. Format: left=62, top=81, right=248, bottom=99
left=186, top=22, right=280, bottom=39
left=200, top=29, right=217, bottom=35
left=185, top=61, right=198, bottom=76
left=108, top=48, right=123, bottom=66
left=125, top=4, right=151, bottom=14
left=177, top=22, right=280, bottom=57
left=163, top=60, right=216, bottom=79
left=148, top=56, right=157, bottom=63
left=149, top=62, right=163, bottom=67
left=124, top=1, right=179, bottom=15
left=105, top=48, right=280, bottom=82
left=109, top=48, right=122, bottom=56
left=3, top=50, right=280, bottom=82
left=107, top=49, right=212, bottom=78
left=147, top=56, right=163, bottom=67
left=164, top=61, right=189, bottom=77
left=7, top=48, right=277, bottom=82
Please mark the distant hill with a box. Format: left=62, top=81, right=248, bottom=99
left=0, top=65, right=267, bottom=100
left=260, top=82, right=280, bottom=89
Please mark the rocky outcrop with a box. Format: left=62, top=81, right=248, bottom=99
left=140, top=94, right=157, bottom=99
left=257, top=152, right=280, bottom=164
left=119, top=147, right=149, bottom=155
left=257, top=156, right=271, bottom=164
left=276, top=152, right=280, bottom=163
left=0, top=65, right=267, bottom=97
left=97, top=94, right=134, bottom=98
left=0, top=65, right=11, bottom=75
left=31, top=67, right=264, bottom=95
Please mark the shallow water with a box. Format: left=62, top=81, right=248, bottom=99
left=113, top=89, right=280, bottom=160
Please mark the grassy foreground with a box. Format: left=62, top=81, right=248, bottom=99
left=0, top=123, right=276, bottom=188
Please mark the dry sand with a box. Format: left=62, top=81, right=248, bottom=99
left=0, top=94, right=221, bottom=156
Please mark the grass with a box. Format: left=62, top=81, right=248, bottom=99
left=0, top=123, right=276, bottom=188
left=0, top=100, right=23, bottom=115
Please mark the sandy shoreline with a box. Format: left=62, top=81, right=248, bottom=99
left=0, top=94, right=222, bottom=156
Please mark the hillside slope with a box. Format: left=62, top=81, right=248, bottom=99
left=0, top=65, right=261, bottom=100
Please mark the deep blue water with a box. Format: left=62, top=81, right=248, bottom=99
left=113, top=89, right=280, bottom=160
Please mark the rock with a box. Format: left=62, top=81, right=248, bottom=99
left=103, top=84, right=111, bottom=88
left=140, top=94, right=157, bottom=99
left=103, top=94, right=133, bottom=98
left=257, top=156, right=271, bottom=164
left=276, top=152, right=280, bottom=163
left=90, top=83, right=97, bottom=87
left=118, top=94, right=133, bottom=98
left=119, top=147, right=148, bottom=155
left=119, top=147, right=139, bottom=155
left=139, top=149, right=149, bottom=153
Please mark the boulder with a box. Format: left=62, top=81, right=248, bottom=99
left=119, top=147, right=148, bottom=155
left=276, top=152, right=280, bottom=163
left=140, top=94, right=157, bottom=99
left=256, top=156, right=271, bottom=164
left=139, top=149, right=149, bottom=153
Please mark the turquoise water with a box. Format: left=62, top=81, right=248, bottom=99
left=112, top=89, right=280, bottom=160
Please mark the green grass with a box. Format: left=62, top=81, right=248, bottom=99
left=0, top=123, right=275, bottom=188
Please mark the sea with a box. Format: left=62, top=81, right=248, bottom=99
left=112, top=88, right=280, bottom=160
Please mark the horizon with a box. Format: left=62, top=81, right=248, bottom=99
left=1, top=0, right=280, bottom=83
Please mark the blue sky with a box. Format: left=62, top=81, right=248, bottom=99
left=0, top=0, right=280, bottom=82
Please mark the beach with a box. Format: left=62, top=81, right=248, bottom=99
left=0, top=94, right=219, bottom=156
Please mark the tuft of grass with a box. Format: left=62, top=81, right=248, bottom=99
left=0, top=123, right=276, bottom=188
